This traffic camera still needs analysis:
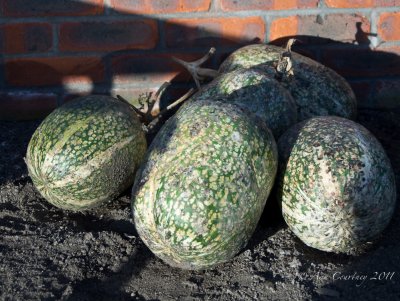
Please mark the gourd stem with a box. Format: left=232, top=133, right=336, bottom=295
left=285, top=38, right=296, bottom=53
left=197, top=68, right=220, bottom=78
left=164, top=88, right=195, bottom=112
left=275, top=38, right=297, bottom=80
left=117, top=81, right=172, bottom=123
left=172, top=47, right=218, bottom=89
left=118, top=84, right=194, bottom=132
left=146, top=88, right=195, bottom=134
left=151, top=82, right=171, bottom=117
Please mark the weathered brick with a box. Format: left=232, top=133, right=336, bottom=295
left=325, top=0, right=400, bottom=8
left=111, top=52, right=215, bottom=85
left=321, top=46, right=400, bottom=77
left=61, top=86, right=187, bottom=106
left=5, top=57, right=105, bottom=87
left=2, top=23, right=52, bottom=54
left=165, top=17, right=265, bottom=48
left=221, top=0, right=319, bottom=11
left=111, top=0, right=211, bottom=14
left=110, top=87, right=160, bottom=109
left=61, top=91, right=107, bottom=105
left=2, top=0, right=104, bottom=17
left=270, top=14, right=371, bottom=44
left=59, top=20, right=158, bottom=52
left=378, top=12, right=400, bottom=41
left=0, top=91, right=57, bottom=120
left=270, top=16, right=298, bottom=42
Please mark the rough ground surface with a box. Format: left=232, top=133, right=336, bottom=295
left=1, top=109, right=399, bottom=301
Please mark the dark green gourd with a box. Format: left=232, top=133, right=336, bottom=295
left=26, top=95, right=147, bottom=211
left=219, top=44, right=357, bottom=121
left=191, top=68, right=297, bottom=137
left=132, top=99, right=278, bottom=269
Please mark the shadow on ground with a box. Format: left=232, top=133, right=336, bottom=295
left=1, top=1, right=400, bottom=300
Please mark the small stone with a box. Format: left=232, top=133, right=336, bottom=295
left=266, top=247, right=274, bottom=254
left=289, top=258, right=301, bottom=268
left=84, top=232, right=94, bottom=241
left=121, top=256, right=129, bottom=262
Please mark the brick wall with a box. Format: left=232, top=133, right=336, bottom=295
left=1, top=0, right=399, bottom=120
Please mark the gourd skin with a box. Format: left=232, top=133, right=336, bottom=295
left=220, top=44, right=357, bottom=122
left=26, top=95, right=147, bottom=210
left=277, top=116, right=396, bottom=253
left=132, top=99, right=278, bottom=269
left=192, top=68, right=298, bottom=137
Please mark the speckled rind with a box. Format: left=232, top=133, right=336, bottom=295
left=219, top=44, right=357, bottom=121
left=277, top=116, right=396, bottom=253
left=191, top=68, right=298, bottom=137
left=132, top=99, right=278, bottom=269
left=26, top=95, right=147, bottom=211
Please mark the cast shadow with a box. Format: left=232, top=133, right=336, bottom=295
left=1, top=2, right=400, bottom=298
left=0, top=0, right=263, bottom=186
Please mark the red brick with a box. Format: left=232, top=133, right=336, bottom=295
left=165, top=17, right=265, bottom=48
left=59, top=20, right=158, bottom=52
left=111, top=87, right=157, bottom=100
left=0, top=91, right=57, bottom=120
left=111, top=52, right=214, bottom=85
left=2, top=0, right=104, bottom=17
left=110, top=87, right=159, bottom=109
left=378, top=45, right=400, bottom=55
left=270, top=16, right=298, bottom=42
left=325, top=0, right=400, bottom=8
left=5, top=57, right=105, bottom=87
left=378, top=12, right=400, bottom=41
left=377, top=0, right=400, bottom=5
left=321, top=46, right=400, bottom=77
left=221, top=0, right=319, bottom=11
left=2, top=23, right=52, bottom=54
left=111, top=0, right=211, bottom=14
left=270, top=14, right=370, bottom=44
left=61, top=87, right=187, bottom=107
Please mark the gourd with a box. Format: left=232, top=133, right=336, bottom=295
left=219, top=44, right=357, bottom=121
left=277, top=116, right=396, bottom=253
left=26, top=95, right=147, bottom=210
left=132, top=99, right=278, bottom=269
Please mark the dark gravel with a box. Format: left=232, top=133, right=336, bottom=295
left=1, top=108, right=399, bottom=301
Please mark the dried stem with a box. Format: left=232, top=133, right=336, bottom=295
left=146, top=88, right=195, bottom=134
left=275, top=38, right=296, bottom=80
left=172, top=47, right=219, bottom=89
left=151, top=82, right=171, bottom=117
left=117, top=82, right=194, bottom=134
left=285, top=38, right=296, bottom=53
left=164, top=88, right=195, bottom=112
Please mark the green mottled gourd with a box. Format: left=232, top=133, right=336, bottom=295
left=277, top=116, right=396, bottom=253
left=26, top=95, right=147, bottom=211
left=219, top=44, right=357, bottom=121
left=191, top=68, right=298, bottom=137
left=132, top=99, right=278, bottom=269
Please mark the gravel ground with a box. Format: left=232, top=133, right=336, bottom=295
left=0, top=108, right=399, bottom=301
